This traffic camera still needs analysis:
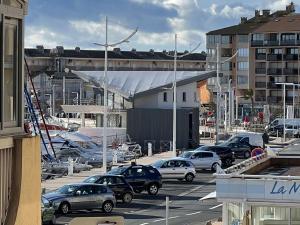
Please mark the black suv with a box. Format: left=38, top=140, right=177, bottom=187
left=83, top=175, right=134, bottom=203
left=200, top=146, right=235, bottom=166
left=108, top=164, right=162, bottom=195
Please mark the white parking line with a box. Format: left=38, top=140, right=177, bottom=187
left=139, top=223, right=149, bottom=225
left=178, top=179, right=215, bottom=197
left=152, top=216, right=179, bottom=223
left=209, top=203, right=223, bottom=210
left=186, top=211, right=202, bottom=216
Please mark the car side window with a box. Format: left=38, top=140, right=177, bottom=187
left=202, top=152, right=213, bottom=158
left=175, top=160, right=188, bottom=167
left=115, top=177, right=125, bottom=184
left=241, top=137, right=249, bottom=144
left=78, top=185, right=94, bottom=195
left=124, top=168, right=134, bottom=177
left=193, top=152, right=202, bottom=159
left=132, top=167, right=146, bottom=177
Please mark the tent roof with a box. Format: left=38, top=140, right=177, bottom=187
left=72, top=70, right=216, bottom=99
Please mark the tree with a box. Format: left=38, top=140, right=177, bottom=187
left=243, top=89, right=254, bottom=122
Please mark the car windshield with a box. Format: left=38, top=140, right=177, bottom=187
left=83, top=176, right=100, bottom=183
left=152, top=160, right=165, bottom=168
left=108, top=167, right=128, bottom=175
left=179, top=151, right=193, bottom=158
left=56, top=185, right=79, bottom=194
left=220, top=136, right=242, bottom=146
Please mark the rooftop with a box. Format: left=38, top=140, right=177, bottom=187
left=207, top=3, right=296, bottom=35
left=25, top=47, right=206, bottom=61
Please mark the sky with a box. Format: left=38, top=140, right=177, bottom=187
left=25, top=0, right=300, bottom=52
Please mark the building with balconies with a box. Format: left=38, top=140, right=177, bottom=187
left=0, top=1, right=42, bottom=225
left=206, top=2, right=297, bottom=117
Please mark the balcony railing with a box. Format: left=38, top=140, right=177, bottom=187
left=267, top=68, right=282, bottom=75
left=255, top=96, right=266, bottom=102
left=251, top=40, right=264, bottom=47
left=284, top=54, right=298, bottom=61
left=221, top=54, right=232, bottom=57
left=283, top=68, right=298, bottom=75
left=267, top=96, right=282, bottom=103
left=267, top=54, right=282, bottom=61
left=265, top=40, right=279, bottom=46
left=255, top=82, right=266, bottom=88
left=268, top=82, right=282, bottom=89
left=255, top=68, right=266, bottom=74
left=256, top=54, right=266, bottom=60
left=280, top=39, right=296, bottom=46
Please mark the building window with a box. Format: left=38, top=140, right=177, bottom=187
left=252, top=33, right=264, bottom=41
left=256, top=48, right=266, bottom=54
left=237, top=62, right=249, bottom=71
left=252, top=206, right=290, bottom=225
left=237, top=75, right=248, bottom=85
left=221, top=62, right=231, bottom=71
left=221, top=35, right=231, bottom=44
left=228, top=203, right=244, bottom=225
left=182, top=92, right=186, bottom=102
left=3, top=18, right=20, bottom=127
left=238, top=35, right=248, bottom=43
left=287, top=48, right=299, bottom=54
left=281, top=33, right=296, bottom=41
left=271, top=48, right=283, bottom=54
left=163, top=92, right=167, bottom=102
left=238, top=48, right=249, bottom=57
left=3, top=0, right=22, bottom=8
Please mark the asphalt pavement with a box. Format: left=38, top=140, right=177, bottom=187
left=54, top=170, right=221, bottom=225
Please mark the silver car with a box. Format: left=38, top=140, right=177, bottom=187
left=43, top=183, right=116, bottom=214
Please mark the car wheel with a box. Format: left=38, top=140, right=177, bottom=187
left=211, top=163, right=219, bottom=172
left=225, top=158, right=232, bottom=166
left=59, top=202, right=70, bottom=215
left=102, top=201, right=114, bottom=213
left=122, top=192, right=133, bottom=203
left=148, top=183, right=159, bottom=195
left=185, top=173, right=194, bottom=182
left=244, top=151, right=251, bottom=159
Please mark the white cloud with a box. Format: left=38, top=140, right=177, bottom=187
left=209, top=3, right=217, bottom=16
left=220, top=5, right=247, bottom=18
left=25, top=26, right=61, bottom=48
left=266, top=0, right=290, bottom=11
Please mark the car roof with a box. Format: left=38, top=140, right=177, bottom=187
left=68, top=183, right=106, bottom=187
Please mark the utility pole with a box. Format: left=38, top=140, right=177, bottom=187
left=172, top=34, right=177, bottom=157
left=228, top=79, right=232, bottom=131
left=94, top=17, right=138, bottom=173
left=215, top=43, right=221, bottom=144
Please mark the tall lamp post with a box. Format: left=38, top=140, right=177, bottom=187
left=165, top=34, right=201, bottom=157
left=94, top=17, right=138, bottom=173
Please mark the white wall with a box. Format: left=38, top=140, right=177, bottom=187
left=134, top=82, right=200, bottom=109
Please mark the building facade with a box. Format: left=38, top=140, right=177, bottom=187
left=0, top=1, right=42, bottom=225
left=206, top=3, right=296, bottom=116
left=25, top=47, right=207, bottom=115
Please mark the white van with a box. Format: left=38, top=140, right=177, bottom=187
left=266, top=118, right=300, bottom=131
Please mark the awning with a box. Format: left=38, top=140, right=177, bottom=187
left=72, top=70, right=216, bottom=99
left=199, top=191, right=216, bottom=201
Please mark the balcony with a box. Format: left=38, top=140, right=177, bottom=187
left=251, top=40, right=264, bottom=47
left=256, top=54, right=266, bottom=60
left=265, top=40, right=279, bottom=46
left=267, top=96, right=282, bottom=103
left=267, top=68, right=282, bottom=75
left=255, top=82, right=266, bottom=88
left=284, top=54, right=298, bottom=60
left=283, top=68, right=298, bottom=75
left=280, top=39, right=296, bottom=46
left=267, top=54, right=282, bottom=61
left=255, top=68, right=266, bottom=74
left=255, top=96, right=266, bottom=102
left=268, top=82, right=282, bottom=89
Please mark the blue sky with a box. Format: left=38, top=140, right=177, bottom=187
left=25, top=0, right=300, bottom=52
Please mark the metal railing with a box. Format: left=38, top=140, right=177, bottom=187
left=0, top=143, right=13, bottom=225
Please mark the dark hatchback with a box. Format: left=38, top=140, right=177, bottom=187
left=83, top=175, right=134, bottom=203
left=107, top=164, right=162, bottom=195
left=198, top=145, right=235, bottom=166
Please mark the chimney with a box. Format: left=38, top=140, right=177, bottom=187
left=131, top=48, right=136, bottom=53
left=149, top=49, right=154, bottom=54
left=113, top=47, right=121, bottom=53
left=240, top=17, right=248, bottom=24
left=56, top=46, right=64, bottom=55
left=75, top=47, right=80, bottom=53
left=286, top=2, right=295, bottom=13
left=262, top=9, right=270, bottom=17
left=36, top=45, right=44, bottom=54
left=255, top=9, right=260, bottom=17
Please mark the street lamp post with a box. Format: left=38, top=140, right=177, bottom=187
left=172, top=34, right=177, bottom=157
left=94, top=17, right=138, bottom=173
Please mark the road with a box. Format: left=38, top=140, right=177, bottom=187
left=55, top=170, right=221, bottom=225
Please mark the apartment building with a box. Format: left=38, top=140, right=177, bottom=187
left=206, top=3, right=296, bottom=114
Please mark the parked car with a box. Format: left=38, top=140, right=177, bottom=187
left=83, top=175, right=134, bottom=203
left=152, top=158, right=196, bottom=182
left=178, top=150, right=221, bottom=171
left=41, top=196, right=56, bottom=225
left=196, top=146, right=235, bottom=166
left=108, top=164, right=162, bottom=195
left=43, top=183, right=116, bottom=214
left=219, top=141, right=252, bottom=158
